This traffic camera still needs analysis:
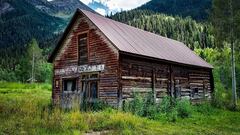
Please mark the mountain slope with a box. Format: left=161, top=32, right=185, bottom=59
left=26, top=0, right=96, bottom=18
left=0, top=0, right=64, bottom=48
left=138, top=0, right=212, bottom=21
left=0, top=0, right=96, bottom=48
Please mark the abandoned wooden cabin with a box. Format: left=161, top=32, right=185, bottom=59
left=48, top=9, right=214, bottom=108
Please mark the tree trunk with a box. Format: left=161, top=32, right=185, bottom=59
left=231, top=41, right=237, bottom=108
left=229, top=0, right=237, bottom=108
left=31, top=52, right=35, bottom=84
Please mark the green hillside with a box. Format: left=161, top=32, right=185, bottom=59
left=110, top=10, right=215, bottom=49
left=138, top=0, right=212, bottom=21
left=0, top=0, right=65, bottom=48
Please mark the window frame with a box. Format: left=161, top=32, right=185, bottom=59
left=77, top=31, right=89, bottom=65
left=81, top=73, right=100, bottom=99
left=62, top=78, right=78, bottom=92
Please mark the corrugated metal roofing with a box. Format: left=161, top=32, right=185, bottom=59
left=48, top=9, right=213, bottom=69
left=81, top=9, right=213, bottom=69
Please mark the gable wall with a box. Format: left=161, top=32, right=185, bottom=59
left=52, top=13, right=119, bottom=106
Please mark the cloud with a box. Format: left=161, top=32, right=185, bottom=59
left=80, top=0, right=93, bottom=5
left=95, top=8, right=106, bottom=15
left=103, top=0, right=150, bottom=11
left=80, top=0, right=150, bottom=13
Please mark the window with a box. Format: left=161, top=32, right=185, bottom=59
left=78, top=33, right=88, bottom=65
left=63, top=79, right=77, bottom=91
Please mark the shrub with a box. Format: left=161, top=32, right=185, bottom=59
left=80, top=99, right=110, bottom=112
left=159, top=96, right=173, bottom=114
left=166, top=108, right=178, bottom=122
left=91, top=100, right=110, bottom=111
left=123, top=92, right=144, bottom=116
left=142, top=92, right=158, bottom=119
left=194, top=102, right=215, bottom=115
left=175, top=99, right=193, bottom=118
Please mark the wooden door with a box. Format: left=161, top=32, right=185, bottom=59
left=81, top=73, right=99, bottom=103
left=61, top=78, right=81, bottom=109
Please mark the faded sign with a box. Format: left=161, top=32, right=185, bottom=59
left=55, top=64, right=105, bottom=75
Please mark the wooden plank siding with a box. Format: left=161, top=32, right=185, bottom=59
left=119, top=54, right=213, bottom=103
left=52, top=13, right=119, bottom=106
left=50, top=10, right=214, bottom=108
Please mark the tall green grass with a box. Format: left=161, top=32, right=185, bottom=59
left=0, top=82, right=240, bottom=135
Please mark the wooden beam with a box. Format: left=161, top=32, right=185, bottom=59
left=170, top=65, right=174, bottom=97
left=152, top=69, right=156, bottom=102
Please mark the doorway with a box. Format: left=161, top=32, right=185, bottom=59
left=81, top=73, right=99, bottom=103
left=61, top=78, right=80, bottom=109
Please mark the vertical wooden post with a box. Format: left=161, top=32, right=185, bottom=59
left=170, top=65, right=174, bottom=97
left=118, top=56, right=123, bottom=109
left=152, top=69, right=156, bottom=102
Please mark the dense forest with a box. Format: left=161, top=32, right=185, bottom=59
left=138, top=0, right=212, bottom=21
left=109, top=10, right=215, bottom=49
left=0, top=0, right=65, bottom=48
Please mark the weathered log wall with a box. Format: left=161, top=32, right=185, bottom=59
left=52, top=13, right=119, bottom=106
left=119, top=54, right=213, bottom=103
left=51, top=12, right=213, bottom=107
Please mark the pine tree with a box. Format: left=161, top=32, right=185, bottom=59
left=212, top=0, right=240, bottom=108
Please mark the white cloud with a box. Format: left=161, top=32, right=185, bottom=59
left=95, top=0, right=150, bottom=11
left=80, top=0, right=93, bottom=5
left=80, top=0, right=150, bottom=13
left=95, top=8, right=106, bottom=15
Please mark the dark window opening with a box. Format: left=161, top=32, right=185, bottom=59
left=78, top=33, right=88, bottom=65
left=63, top=79, right=77, bottom=91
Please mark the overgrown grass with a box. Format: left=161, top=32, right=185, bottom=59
left=0, top=82, right=240, bottom=134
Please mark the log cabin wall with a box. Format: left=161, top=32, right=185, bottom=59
left=52, top=13, right=119, bottom=106
left=119, top=54, right=213, bottom=103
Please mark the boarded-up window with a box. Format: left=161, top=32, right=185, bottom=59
left=78, top=33, right=88, bottom=65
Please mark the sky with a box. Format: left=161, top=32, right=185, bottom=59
left=80, top=0, right=150, bottom=15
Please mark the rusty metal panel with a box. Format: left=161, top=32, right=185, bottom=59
left=81, top=9, right=213, bottom=69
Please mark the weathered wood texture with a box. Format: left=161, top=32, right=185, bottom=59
left=52, top=13, right=119, bottom=106
left=51, top=12, right=213, bottom=107
left=119, top=54, right=213, bottom=102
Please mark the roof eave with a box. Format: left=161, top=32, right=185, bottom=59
left=119, top=50, right=213, bottom=69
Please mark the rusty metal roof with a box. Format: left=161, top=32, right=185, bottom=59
left=81, top=9, right=213, bottom=69
left=48, top=9, right=213, bottom=69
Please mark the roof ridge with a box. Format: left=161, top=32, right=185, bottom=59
left=79, top=9, right=185, bottom=45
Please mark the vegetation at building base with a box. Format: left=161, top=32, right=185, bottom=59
left=0, top=82, right=240, bottom=135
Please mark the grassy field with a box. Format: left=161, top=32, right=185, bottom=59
left=0, top=82, right=240, bottom=135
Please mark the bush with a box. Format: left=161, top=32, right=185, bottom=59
left=159, top=96, right=173, bottom=113
left=123, top=92, right=144, bottom=116
left=166, top=108, right=178, bottom=122
left=175, top=99, right=193, bottom=118
left=142, top=92, right=158, bottom=119
left=194, top=102, right=215, bottom=115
